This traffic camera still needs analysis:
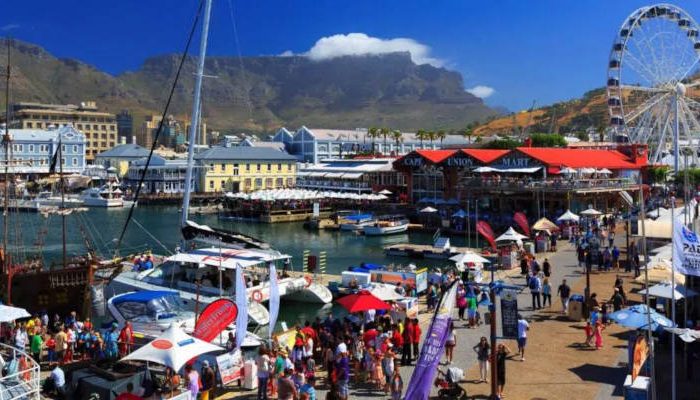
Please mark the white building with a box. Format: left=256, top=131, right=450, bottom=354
left=0, top=125, right=86, bottom=174
left=296, top=158, right=403, bottom=193
left=273, top=126, right=470, bottom=163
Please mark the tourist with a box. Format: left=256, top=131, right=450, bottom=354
left=456, top=283, right=467, bottom=320
left=14, top=324, right=27, bottom=351
left=633, top=252, right=641, bottom=277
left=594, top=319, right=605, bottom=350
left=44, top=365, right=66, bottom=399
left=115, top=382, right=143, bottom=400
left=541, top=278, right=552, bottom=308
left=381, top=349, right=396, bottom=394
left=300, top=376, right=317, bottom=400
left=496, top=343, right=511, bottom=399
left=520, top=257, right=529, bottom=276
left=557, top=279, right=571, bottom=314
left=612, top=246, right=620, bottom=270
left=225, top=331, right=235, bottom=352
left=335, top=349, right=350, bottom=400
left=411, top=318, right=421, bottom=360
left=390, top=369, right=403, bottom=400
left=467, top=292, right=478, bottom=328
left=46, top=334, right=56, bottom=365
left=577, top=246, right=585, bottom=269
left=54, top=326, right=67, bottom=364
left=610, top=288, right=624, bottom=312
left=473, top=336, right=490, bottom=383
left=105, top=323, right=119, bottom=359
left=30, top=328, right=43, bottom=363
left=185, top=364, right=200, bottom=399
left=528, top=273, right=542, bottom=310
left=292, top=367, right=305, bottom=391
left=119, top=321, right=134, bottom=356
left=372, top=349, right=384, bottom=391
left=401, top=318, right=413, bottom=365
left=444, top=321, right=456, bottom=364
left=200, top=360, right=216, bottom=400
left=584, top=321, right=593, bottom=346
left=543, top=258, right=551, bottom=277
left=517, top=314, right=529, bottom=361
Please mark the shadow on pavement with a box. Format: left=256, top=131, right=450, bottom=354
left=569, top=363, right=625, bottom=397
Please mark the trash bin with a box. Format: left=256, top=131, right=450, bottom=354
left=243, top=359, right=258, bottom=390
left=568, top=294, right=584, bottom=321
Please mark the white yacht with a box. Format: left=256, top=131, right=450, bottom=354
left=32, top=191, right=84, bottom=208
left=363, top=215, right=409, bottom=236
left=108, top=246, right=333, bottom=326
left=81, top=185, right=124, bottom=207
left=107, top=290, right=263, bottom=347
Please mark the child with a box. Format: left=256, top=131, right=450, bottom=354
left=390, top=370, right=403, bottom=400
left=46, top=335, right=56, bottom=365
left=373, top=350, right=385, bottom=390
left=367, top=348, right=377, bottom=386
left=594, top=320, right=605, bottom=350
left=584, top=321, right=593, bottom=347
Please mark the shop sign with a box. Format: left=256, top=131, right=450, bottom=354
left=445, top=156, right=474, bottom=167
left=402, top=156, right=424, bottom=167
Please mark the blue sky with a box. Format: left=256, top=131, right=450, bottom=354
left=2, top=0, right=700, bottom=111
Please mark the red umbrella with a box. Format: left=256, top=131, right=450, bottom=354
left=336, top=290, right=391, bottom=313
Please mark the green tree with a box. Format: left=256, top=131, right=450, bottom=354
left=529, top=133, right=567, bottom=147
left=436, top=130, right=446, bottom=147
left=648, top=165, right=670, bottom=185
left=368, top=127, right=379, bottom=154
left=483, top=138, right=521, bottom=149
left=462, top=123, right=475, bottom=144
left=416, top=129, right=427, bottom=146
left=391, top=129, right=403, bottom=153
left=380, top=127, right=390, bottom=154
left=575, top=131, right=589, bottom=142
left=427, top=130, right=436, bottom=147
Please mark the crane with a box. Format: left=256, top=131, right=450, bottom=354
left=520, top=100, right=537, bottom=138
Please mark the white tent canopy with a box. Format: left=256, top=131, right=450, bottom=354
left=580, top=208, right=602, bottom=216
left=560, top=167, right=577, bottom=175
left=224, top=188, right=389, bottom=202
left=368, top=283, right=405, bottom=301
left=557, top=209, right=580, bottom=222
left=121, top=323, right=223, bottom=371
left=637, top=283, right=699, bottom=300
left=665, top=328, right=700, bottom=343
left=420, top=206, right=438, bottom=213
left=378, top=189, right=393, bottom=195
left=596, top=168, right=613, bottom=174
left=450, top=252, right=491, bottom=266
left=495, top=226, right=529, bottom=242
left=0, top=304, right=31, bottom=323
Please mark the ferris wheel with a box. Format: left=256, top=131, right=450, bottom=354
left=607, top=3, right=700, bottom=170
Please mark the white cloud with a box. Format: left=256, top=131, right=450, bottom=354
left=466, top=85, right=495, bottom=99
left=279, top=50, right=294, bottom=57
left=305, top=33, right=444, bottom=67
left=1, top=24, right=19, bottom=32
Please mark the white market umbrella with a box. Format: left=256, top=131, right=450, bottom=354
left=0, top=304, right=31, bottom=323
left=495, top=226, right=529, bottom=242
left=580, top=168, right=596, bottom=174
left=637, top=282, right=699, bottom=300
left=378, top=189, right=393, bottom=195
left=557, top=209, right=580, bottom=222
left=121, top=323, right=223, bottom=371
left=560, top=167, right=577, bottom=175
left=368, top=283, right=405, bottom=301
left=449, top=252, right=490, bottom=265
left=420, top=206, right=438, bottom=213
left=580, top=208, right=602, bottom=216
left=597, top=168, right=613, bottom=175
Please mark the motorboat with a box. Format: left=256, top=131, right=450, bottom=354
left=80, top=186, right=124, bottom=207
left=106, top=290, right=262, bottom=347
left=363, top=215, right=409, bottom=236
left=32, top=191, right=84, bottom=208
left=108, top=246, right=333, bottom=326
left=339, top=213, right=376, bottom=231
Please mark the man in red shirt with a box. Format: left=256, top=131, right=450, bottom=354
left=118, top=322, right=134, bottom=356
left=401, top=318, right=413, bottom=365
left=363, top=326, right=379, bottom=348
left=412, top=318, right=422, bottom=360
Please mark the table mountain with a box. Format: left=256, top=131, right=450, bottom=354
left=1, top=39, right=499, bottom=133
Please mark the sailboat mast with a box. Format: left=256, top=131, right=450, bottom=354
left=59, top=136, right=66, bottom=269
left=2, top=39, right=11, bottom=277
left=181, top=0, right=213, bottom=228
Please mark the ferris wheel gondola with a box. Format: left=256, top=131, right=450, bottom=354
left=607, top=3, right=700, bottom=170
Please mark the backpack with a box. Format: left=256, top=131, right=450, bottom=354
left=528, top=276, right=538, bottom=290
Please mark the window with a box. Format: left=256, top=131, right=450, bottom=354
left=255, top=178, right=262, bottom=187
left=221, top=163, right=226, bottom=171
left=61, top=157, right=65, bottom=166
left=72, top=158, right=78, bottom=166
left=110, top=126, right=115, bottom=131
left=256, top=164, right=261, bottom=171
left=265, top=178, right=273, bottom=188
left=62, top=145, right=66, bottom=153
left=209, top=163, right=215, bottom=171
left=28, top=144, right=34, bottom=152
left=221, top=180, right=226, bottom=189
left=233, top=167, right=239, bottom=176
left=73, top=145, right=78, bottom=153
left=277, top=163, right=281, bottom=170
left=27, top=122, right=32, bottom=128
left=77, top=124, right=82, bottom=129
left=101, top=125, right=107, bottom=131
left=93, top=124, right=99, bottom=130
left=276, top=178, right=283, bottom=187
left=209, top=180, right=214, bottom=189
left=245, top=178, right=251, bottom=188
left=246, top=164, right=250, bottom=172
left=267, top=163, right=271, bottom=171
left=286, top=178, right=294, bottom=186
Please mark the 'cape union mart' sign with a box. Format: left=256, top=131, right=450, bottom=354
left=402, top=156, right=424, bottom=167
left=491, top=155, right=538, bottom=169
left=445, top=156, right=475, bottom=167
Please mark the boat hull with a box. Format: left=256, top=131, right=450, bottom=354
left=339, top=221, right=375, bottom=231
left=363, top=223, right=409, bottom=236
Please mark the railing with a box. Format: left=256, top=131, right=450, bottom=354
left=457, top=177, right=637, bottom=191
left=0, top=342, right=41, bottom=400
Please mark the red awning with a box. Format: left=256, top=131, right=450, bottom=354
left=336, top=290, right=391, bottom=313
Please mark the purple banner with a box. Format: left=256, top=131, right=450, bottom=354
left=404, top=281, right=458, bottom=400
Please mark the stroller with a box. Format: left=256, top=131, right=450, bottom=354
left=434, top=367, right=468, bottom=399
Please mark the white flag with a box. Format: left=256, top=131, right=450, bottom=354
left=673, top=218, right=700, bottom=277
left=268, top=262, right=280, bottom=340
left=235, top=263, right=248, bottom=349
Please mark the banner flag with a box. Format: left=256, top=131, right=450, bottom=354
left=404, top=280, right=458, bottom=400
left=235, top=263, right=248, bottom=349
left=477, top=220, right=497, bottom=251
left=268, top=262, right=280, bottom=340
left=513, top=212, right=530, bottom=237
left=193, top=298, right=237, bottom=343
left=672, top=218, right=700, bottom=276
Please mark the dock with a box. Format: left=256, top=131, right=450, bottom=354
left=384, top=243, right=478, bottom=259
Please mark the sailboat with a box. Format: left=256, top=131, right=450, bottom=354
left=107, top=0, right=331, bottom=327
left=0, top=40, right=122, bottom=316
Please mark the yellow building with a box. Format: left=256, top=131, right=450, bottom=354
left=195, top=147, right=297, bottom=192
left=95, top=143, right=151, bottom=177
left=9, top=101, right=117, bottom=161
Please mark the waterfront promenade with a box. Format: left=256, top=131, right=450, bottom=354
left=218, top=235, right=636, bottom=399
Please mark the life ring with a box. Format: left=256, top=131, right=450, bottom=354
left=252, top=290, right=263, bottom=303
left=304, top=276, right=313, bottom=288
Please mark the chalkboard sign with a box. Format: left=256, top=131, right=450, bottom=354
left=500, top=290, right=519, bottom=339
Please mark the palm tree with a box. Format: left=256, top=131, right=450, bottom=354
left=427, top=130, right=436, bottom=147
left=391, top=129, right=403, bottom=153
left=368, top=127, right=379, bottom=154
left=436, top=130, right=446, bottom=147
left=463, top=123, right=474, bottom=144
left=380, top=127, right=390, bottom=155
left=416, top=129, right=427, bottom=147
